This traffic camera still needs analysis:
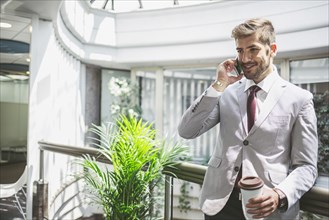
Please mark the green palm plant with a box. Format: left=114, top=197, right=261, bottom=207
left=80, top=115, right=187, bottom=219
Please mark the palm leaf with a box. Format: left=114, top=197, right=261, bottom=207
left=79, top=114, right=187, bottom=219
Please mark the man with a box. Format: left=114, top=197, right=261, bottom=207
left=178, top=18, right=318, bottom=219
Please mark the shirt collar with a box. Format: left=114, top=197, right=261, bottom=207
left=244, top=65, right=279, bottom=93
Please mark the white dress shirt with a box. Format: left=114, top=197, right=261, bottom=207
left=207, top=65, right=279, bottom=121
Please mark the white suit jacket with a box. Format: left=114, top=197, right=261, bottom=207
left=178, top=70, right=318, bottom=219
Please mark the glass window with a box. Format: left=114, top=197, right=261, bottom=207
left=101, top=69, right=130, bottom=124
left=290, top=58, right=329, bottom=94
left=0, top=79, right=29, bottom=165
left=163, top=68, right=217, bottom=163
left=137, top=70, right=157, bottom=123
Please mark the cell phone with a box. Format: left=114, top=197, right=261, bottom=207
left=233, top=57, right=242, bottom=76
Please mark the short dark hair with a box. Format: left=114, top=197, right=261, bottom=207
left=231, top=18, right=276, bottom=46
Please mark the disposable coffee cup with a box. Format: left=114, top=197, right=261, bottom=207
left=238, top=176, right=264, bottom=220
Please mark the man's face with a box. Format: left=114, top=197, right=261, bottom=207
left=235, top=33, right=276, bottom=83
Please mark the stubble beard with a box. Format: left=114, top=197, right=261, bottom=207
left=243, top=56, right=271, bottom=82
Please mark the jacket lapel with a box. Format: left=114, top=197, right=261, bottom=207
left=237, top=79, right=248, bottom=136
left=249, top=77, right=287, bottom=134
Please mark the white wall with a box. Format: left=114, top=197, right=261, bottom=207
left=27, top=17, right=88, bottom=219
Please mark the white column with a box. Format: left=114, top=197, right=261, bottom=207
left=27, top=15, right=51, bottom=219
left=155, top=68, right=164, bottom=138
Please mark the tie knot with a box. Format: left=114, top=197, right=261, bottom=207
left=249, top=85, right=261, bottom=94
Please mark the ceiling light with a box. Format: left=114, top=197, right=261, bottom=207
left=0, top=22, right=12, bottom=28
left=26, top=58, right=31, bottom=62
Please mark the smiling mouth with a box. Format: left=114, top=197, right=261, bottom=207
left=243, top=63, right=257, bottom=71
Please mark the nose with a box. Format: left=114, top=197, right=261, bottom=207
left=240, top=51, right=252, bottom=63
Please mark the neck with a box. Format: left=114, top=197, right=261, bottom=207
left=253, top=64, right=273, bottom=84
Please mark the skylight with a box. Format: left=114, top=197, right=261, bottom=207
left=88, top=0, right=215, bottom=13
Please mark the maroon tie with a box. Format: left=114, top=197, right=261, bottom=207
left=247, top=85, right=261, bottom=132
left=235, top=86, right=261, bottom=188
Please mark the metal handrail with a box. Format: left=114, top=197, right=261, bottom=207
left=39, top=141, right=109, bottom=163
left=38, top=141, right=110, bottom=181
left=38, top=141, right=329, bottom=218
left=163, top=162, right=329, bottom=217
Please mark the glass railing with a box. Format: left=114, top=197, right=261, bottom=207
left=38, top=141, right=329, bottom=219
left=163, top=162, right=329, bottom=219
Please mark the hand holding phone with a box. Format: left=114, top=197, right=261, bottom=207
left=214, top=58, right=244, bottom=90
left=233, top=57, right=243, bottom=76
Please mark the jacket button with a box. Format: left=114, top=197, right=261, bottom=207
left=234, top=166, right=240, bottom=172
left=243, top=140, right=249, bottom=146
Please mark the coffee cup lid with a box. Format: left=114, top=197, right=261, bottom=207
left=238, top=176, right=264, bottom=190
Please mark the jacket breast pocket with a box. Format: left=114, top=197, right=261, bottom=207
left=268, top=116, right=290, bottom=128
left=264, top=115, right=291, bottom=148
left=208, top=156, right=222, bottom=168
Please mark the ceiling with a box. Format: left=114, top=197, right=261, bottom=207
left=0, top=0, right=61, bottom=81
left=0, top=13, right=30, bottom=80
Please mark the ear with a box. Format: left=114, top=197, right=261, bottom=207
left=270, top=43, right=277, bottom=57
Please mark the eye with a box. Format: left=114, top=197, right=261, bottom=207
left=250, top=48, right=260, bottom=53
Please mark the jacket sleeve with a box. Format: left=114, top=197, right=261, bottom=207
left=178, top=89, right=221, bottom=139
left=277, top=93, right=318, bottom=210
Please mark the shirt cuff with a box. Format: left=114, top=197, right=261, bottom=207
left=206, top=86, right=223, bottom=97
